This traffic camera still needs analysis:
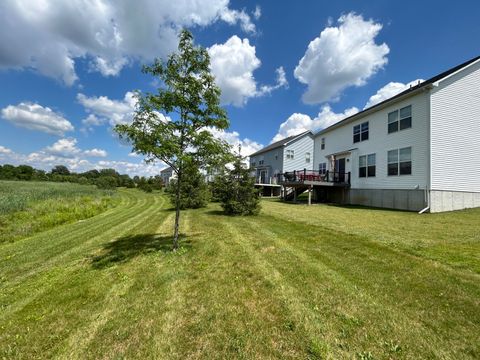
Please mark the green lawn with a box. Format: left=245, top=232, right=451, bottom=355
left=1, top=188, right=479, bottom=359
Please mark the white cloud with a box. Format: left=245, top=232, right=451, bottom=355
left=84, top=148, right=108, bottom=157
left=0, top=0, right=257, bottom=85
left=272, top=105, right=359, bottom=142
left=294, top=12, right=390, bottom=104
left=45, top=138, right=81, bottom=158
left=208, top=36, right=287, bottom=106
left=0, top=145, right=13, bottom=155
left=208, top=128, right=263, bottom=157
left=253, top=6, right=262, bottom=20
left=1, top=102, right=74, bottom=136
left=364, top=79, right=424, bottom=109
left=78, top=92, right=136, bottom=127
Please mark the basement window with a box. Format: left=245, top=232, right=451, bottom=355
left=353, top=122, right=369, bottom=143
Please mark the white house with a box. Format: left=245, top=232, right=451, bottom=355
left=260, top=56, right=480, bottom=212
left=160, top=167, right=175, bottom=186
left=249, top=131, right=314, bottom=196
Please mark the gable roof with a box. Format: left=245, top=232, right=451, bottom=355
left=249, top=131, right=312, bottom=157
left=314, top=55, right=480, bottom=137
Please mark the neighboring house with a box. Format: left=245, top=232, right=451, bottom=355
left=160, top=167, right=175, bottom=186
left=249, top=131, right=314, bottom=196
left=276, top=55, right=480, bottom=212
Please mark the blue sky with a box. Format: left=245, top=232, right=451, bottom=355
left=0, top=0, right=479, bottom=176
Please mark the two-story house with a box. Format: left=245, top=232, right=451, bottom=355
left=275, top=55, right=480, bottom=212
left=160, top=166, right=175, bottom=187
left=249, top=131, right=314, bottom=196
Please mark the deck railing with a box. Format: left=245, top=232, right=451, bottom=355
left=276, top=169, right=351, bottom=185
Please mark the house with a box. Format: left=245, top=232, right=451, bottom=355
left=249, top=131, right=314, bottom=196
left=160, top=167, right=175, bottom=186
left=261, top=56, right=480, bottom=212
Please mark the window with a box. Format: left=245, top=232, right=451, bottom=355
left=259, top=160, right=264, bottom=165
left=359, top=153, right=376, bottom=178
left=286, top=149, right=294, bottom=159
left=305, top=152, right=311, bottom=163
left=388, top=105, right=412, bottom=133
left=388, top=147, right=412, bottom=176
left=251, top=161, right=256, bottom=166
left=258, top=156, right=264, bottom=165
left=353, top=122, right=369, bottom=143
left=319, top=162, right=327, bottom=175
left=321, top=137, right=325, bottom=150
left=275, top=152, right=278, bottom=160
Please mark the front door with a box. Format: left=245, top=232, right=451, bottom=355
left=334, top=158, right=346, bottom=182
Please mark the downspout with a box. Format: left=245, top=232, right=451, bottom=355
left=418, top=187, right=430, bottom=214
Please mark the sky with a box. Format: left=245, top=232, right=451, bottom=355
left=0, top=0, right=479, bottom=176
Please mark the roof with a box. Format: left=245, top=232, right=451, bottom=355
left=160, top=167, right=173, bottom=174
left=249, top=131, right=312, bottom=157
left=314, top=55, right=480, bottom=137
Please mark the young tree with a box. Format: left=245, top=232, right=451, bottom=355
left=216, top=154, right=261, bottom=216
left=115, top=29, right=229, bottom=250
left=167, top=159, right=210, bottom=209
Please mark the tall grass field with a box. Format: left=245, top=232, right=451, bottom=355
left=0, top=180, right=116, bottom=243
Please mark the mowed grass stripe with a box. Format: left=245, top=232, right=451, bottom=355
left=0, top=192, right=168, bottom=324
left=0, top=190, right=157, bottom=282
left=231, top=213, right=480, bottom=358
left=0, top=192, right=172, bottom=358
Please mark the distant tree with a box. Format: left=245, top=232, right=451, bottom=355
left=148, top=175, right=164, bottom=190
left=96, top=176, right=118, bottom=190
left=115, top=29, right=230, bottom=250
left=16, top=165, right=34, bottom=181
left=216, top=154, right=260, bottom=216
left=167, top=159, right=210, bottom=209
left=51, top=165, right=70, bottom=176
left=32, top=169, right=48, bottom=181
left=0, top=164, right=17, bottom=179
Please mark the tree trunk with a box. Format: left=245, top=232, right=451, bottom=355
left=173, top=173, right=182, bottom=251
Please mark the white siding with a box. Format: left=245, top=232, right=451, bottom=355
left=430, top=60, right=480, bottom=192
left=313, top=92, right=430, bottom=190
left=283, top=134, right=315, bottom=172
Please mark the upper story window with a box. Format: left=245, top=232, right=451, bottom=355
left=388, top=147, right=412, bottom=176
left=275, top=152, right=278, bottom=160
left=305, top=152, right=311, bottom=163
left=319, top=162, right=327, bottom=175
left=251, top=161, right=256, bottom=167
left=359, top=153, right=376, bottom=178
left=286, top=149, right=294, bottom=160
left=353, top=122, right=369, bottom=143
left=321, top=137, right=325, bottom=150
left=388, top=105, right=412, bottom=133
left=259, top=160, right=264, bottom=165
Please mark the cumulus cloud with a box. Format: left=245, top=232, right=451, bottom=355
left=208, top=36, right=288, bottom=106
left=0, top=145, right=13, bottom=154
left=45, top=138, right=81, bottom=158
left=78, top=92, right=136, bottom=128
left=0, top=0, right=257, bottom=85
left=272, top=105, right=359, bottom=142
left=364, top=79, right=424, bottom=108
left=1, top=102, right=74, bottom=136
left=208, top=128, right=263, bottom=157
left=294, top=12, right=389, bottom=104
left=84, top=148, right=108, bottom=157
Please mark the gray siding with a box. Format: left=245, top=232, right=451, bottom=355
left=283, top=134, right=314, bottom=172
left=430, top=60, right=480, bottom=193
left=250, top=148, right=283, bottom=183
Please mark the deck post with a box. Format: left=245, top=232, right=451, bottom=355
left=293, top=187, right=297, bottom=202
left=308, top=185, right=312, bottom=206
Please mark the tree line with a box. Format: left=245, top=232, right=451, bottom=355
left=0, top=164, right=163, bottom=191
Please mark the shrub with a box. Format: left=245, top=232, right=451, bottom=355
left=96, top=176, right=118, bottom=190
left=216, top=157, right=260, bottom=216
